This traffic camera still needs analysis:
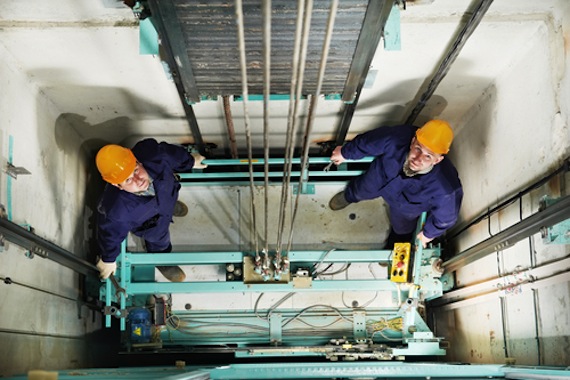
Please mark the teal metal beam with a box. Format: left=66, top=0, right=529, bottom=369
left=180, top=181, right=350, bottom=187
left=127, top=279, right=400, bottom=295
left=199, top=157, right=374, bottom=166
left=6, top=364, right=570, bottom=379
left=139, top=18, right=159, bottom=55
left=269, top=313, right=282, bottom=344
left=383, top=4, right=401, bottom=51
left=177, top=170, right=365, bottom=179
left=208, top=362, right=507, bottom=379
left=126, top=250, right=401, bottom=265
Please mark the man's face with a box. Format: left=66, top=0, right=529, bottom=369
left=406, top=137, right=444, bottom=173
left=115, top=162, right=150, bottom=193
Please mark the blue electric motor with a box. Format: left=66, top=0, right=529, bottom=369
left=128, top=307, right=152, bottom=344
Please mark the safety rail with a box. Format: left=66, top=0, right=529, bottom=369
left=177, top=156, right=375, bottom=189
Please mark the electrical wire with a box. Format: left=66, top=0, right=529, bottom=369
left=254, top=292, right=296, bottom=321
left=286, top=317, right=346, bottom=329
left=368, top=317, right=404, bottom=342
left=360, top=263, right=380, bottom=307
left=282, top=304, right=353, bottom=327
left=340, top=263, right=380, bottom=308
left=167, top=314, right=269, bottom=334
left=311, top=248, right=336, bottom=275
left=266, top=292, right=296, bottom=318
left=318, top=263, right=351, bottom=277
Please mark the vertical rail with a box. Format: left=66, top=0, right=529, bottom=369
left=405, top=0, right=495, bottom=124
left=411, top=212, right=427, bottom=285
left=119, top=240, right=127, bottom=331
left=7, top=135, right=13, bottom=221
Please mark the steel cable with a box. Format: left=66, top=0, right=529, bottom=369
left=235, top=0, right=259, bottom=255
left=262, top=0, right=271, bottom=253
left=276, top=0, right=307, bottom=255
left=286, top=0, right=338, bottom=254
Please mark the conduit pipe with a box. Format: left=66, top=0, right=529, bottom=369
left=405, top=0, right=495, bottom=124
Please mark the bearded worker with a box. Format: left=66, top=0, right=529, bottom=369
left=95, top=139, right=206, bottom=282
left=329, top=120, right=463, bottom=249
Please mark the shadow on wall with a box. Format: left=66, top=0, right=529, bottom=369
left=355, top=77, right=450, bottom=125
left=31, top=79, right=179, bottom=120
left=439, top=84, right=496, bottom=258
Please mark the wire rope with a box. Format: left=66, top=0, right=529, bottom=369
left=286, top=0, right=338, bottom=254
left=262, top=0, right=271, bottom=252
left=235, top=0, right=259, bottom=255
left=276, top=0, right=307, bottom=255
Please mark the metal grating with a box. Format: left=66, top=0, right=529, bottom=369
left=162, top=0, right=371, bottom=98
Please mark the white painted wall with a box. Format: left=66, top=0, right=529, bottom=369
left=0, top=43, right=101, bottom=376
left=432, top=2, right=570, bottom=366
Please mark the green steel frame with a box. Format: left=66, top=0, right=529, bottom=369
left=98, top=207, right=452, bottom=359
left=7, top=363, right=570, bottom=379
left=96, top=161, right=452, bottom=359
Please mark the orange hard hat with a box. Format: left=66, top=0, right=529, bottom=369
left=95, top=144, right=136, bottom=184
left=415, top=119, right=453, bottom=154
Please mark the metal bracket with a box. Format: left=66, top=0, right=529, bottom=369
left=353, top=311, right=367, bottom=343
left=3, top=162, right=31, bottom=179
left=269, top=313, right=282, bottom=345
left=103, top=305, right=128, bottom=318
left=292, top=183, right=315, bottom=195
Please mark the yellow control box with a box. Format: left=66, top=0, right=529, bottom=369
left=390, top=242, right=411, bottom=283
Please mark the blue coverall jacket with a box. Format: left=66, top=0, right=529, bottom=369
left=97, top=139, right=195, bottom=263
left=342, top=124, right=463, bottom=239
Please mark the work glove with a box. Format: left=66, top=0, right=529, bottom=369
left=96, top=259, right=117, bottom=279
left=191, top=153, right=208, bottom=169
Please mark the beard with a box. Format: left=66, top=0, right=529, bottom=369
left=403, top=157, right=434, bottom=177
left=403, top=157, right=418, bottom=177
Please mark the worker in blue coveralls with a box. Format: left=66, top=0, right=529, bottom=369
left=328, top=120, right=463, bottom=249
left=94, top=139, right=206, bottom=282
